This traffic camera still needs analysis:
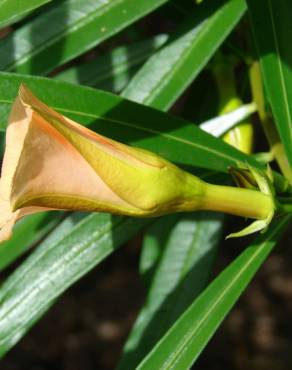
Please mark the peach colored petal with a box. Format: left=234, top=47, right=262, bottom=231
left=0, top=206, right=50, bottom=242
left=0, top=95, right=46, bottom=242
left=0, top=86, right=146, bottom=241
left=17, top=85, right=205, bottom=214
left=0, top=85, right=208, bottom=242
left=0, top=96, right=30, bottom=201
left=10, top=99, right=140, bottom=214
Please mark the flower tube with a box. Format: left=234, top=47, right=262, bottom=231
left=0, top=85, right=274, bottom=241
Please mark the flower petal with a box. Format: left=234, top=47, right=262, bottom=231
left=9, top=96, right=140, bottom=214
left=18, top=85, right=205, bottom=212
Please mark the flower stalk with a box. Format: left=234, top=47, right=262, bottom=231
left=201, top=183, right=273, bottom=220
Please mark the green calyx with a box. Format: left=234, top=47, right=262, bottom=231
left=225, top=165, right=275, bottom=238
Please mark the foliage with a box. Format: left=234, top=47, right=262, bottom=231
left=0, top=0, right=291, bottom=369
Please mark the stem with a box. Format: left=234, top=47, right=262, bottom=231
left=201, top=184, right=273, bottom=219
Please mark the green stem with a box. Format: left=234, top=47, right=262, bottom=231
left=201, top=183, right=273, bottom=219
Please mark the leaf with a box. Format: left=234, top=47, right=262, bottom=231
left=0, top=213, right=150, bottom=356
left=56, top=34, right=168, bottom=93
left=0, top=0, right=51, bottom=28
left=0, top=72, right=262, bottom=173
left=122, top=0, right=246, bottom=110
left=199, top=103, right=256, bottom=137
left=0, top=0, right=169, bottom=75
left=118, top=212, right=223, bottom=370
left=246, top=0, right=292, bottom=170
left=0, top=212, right=63, bottom=272
left=139, top=216, right=179, bottom=287
left=136, top=215, right=291, bottom=370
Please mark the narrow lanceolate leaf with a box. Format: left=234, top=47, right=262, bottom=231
left=122, top=0, right=246, bottom=111
left=0, top=72, right=262, bottom=173
left=247, top=0, right=292, bottom=170
left=0, top=214, right=150, bottom=356
left=0, top=212, right=63, bottom=272
left=118, top=213, right=223, bottom=370
left=136, top=215, right=291, bottom=370
left=0, top=0, right=168, bottom=75
left=56, top=34, right=168, bottom=93
left=0, top=0, right=51, bottom=28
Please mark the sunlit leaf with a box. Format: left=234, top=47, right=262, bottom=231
left=122, top=0, right=246, bottom=110
left=0, top=0, right=169, bottom=75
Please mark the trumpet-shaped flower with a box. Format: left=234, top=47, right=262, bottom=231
left=0, top=85, right=275, bottom=242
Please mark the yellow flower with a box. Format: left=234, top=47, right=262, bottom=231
left=0, top=85, right=274, bottom=242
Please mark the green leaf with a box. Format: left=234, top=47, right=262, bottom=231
left=246, top=0, right=292, bottom=170
left=0, top=213, right=150, bottom=356
left=136, top=215, right=291, bottom=370
left=0, top=0, right=51, bottom=28
left=0, top=0, right=169, bottom=75
left=0, top=212, right=63, bottom=272
left=122, top=0, right=246, bottom=110
left=139, top=216, right=178, bottom=287
left=56, top=34, right=168, bottom=93
left=0, top=72, right=261, bottom=173
left=118, top=212, right=223, bottom=370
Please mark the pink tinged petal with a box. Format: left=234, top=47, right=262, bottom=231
left=10, top=103, right=139, bottom=214
left=0, top=206, right=49, bottom=242
left=19, top=85, right=163, bottom=169
left=18, top=86, right=204, bottom=212
left=0, top=97, right=30, bottom=201
left=0, top=85, right=206, bottom=242
left=0, top=87, right=144, bottom=242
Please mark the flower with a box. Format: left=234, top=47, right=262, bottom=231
left=0, top=85, right=205, bottom=241
left=0, top=85, right=274, bottom=242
